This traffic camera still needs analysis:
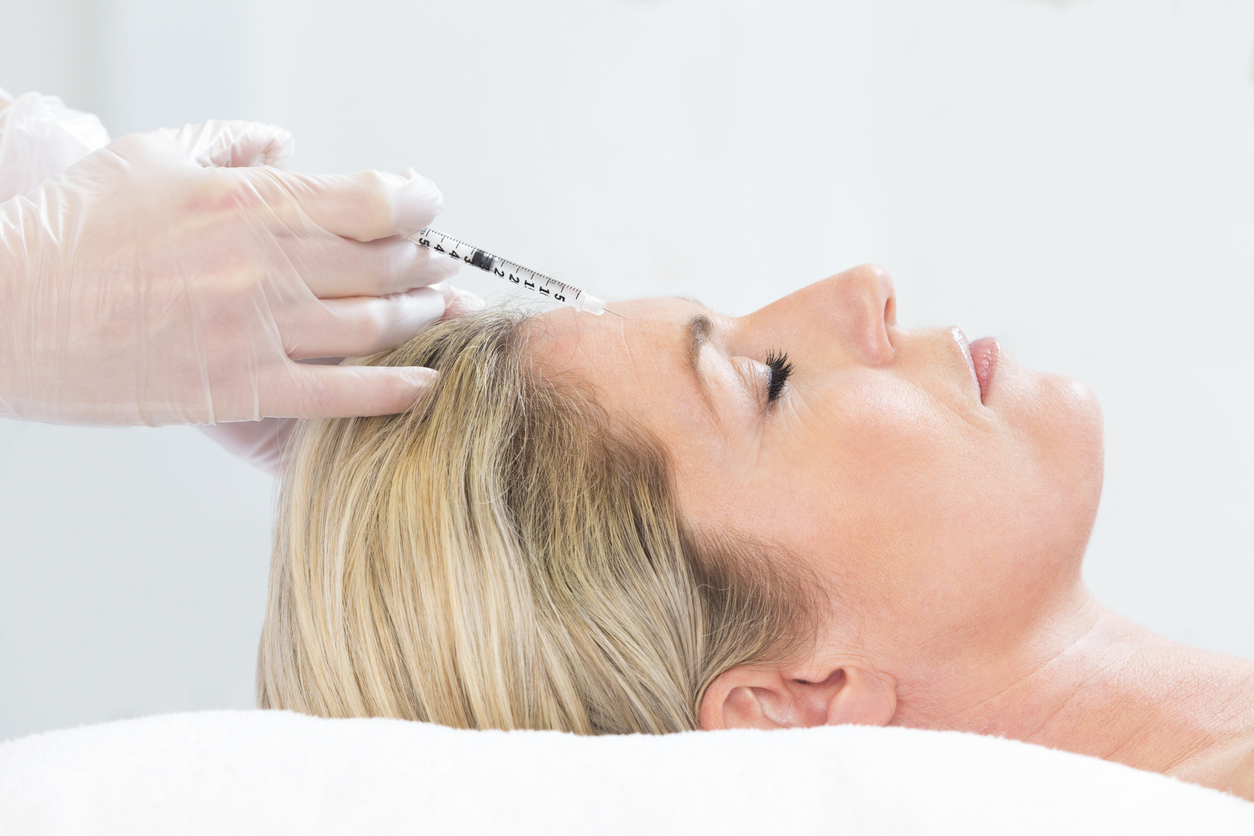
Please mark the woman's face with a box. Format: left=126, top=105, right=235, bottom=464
left=528, top=266, right=1104, bottom=665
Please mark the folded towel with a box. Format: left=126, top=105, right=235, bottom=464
left=2, top=710, right=1251, bottom=835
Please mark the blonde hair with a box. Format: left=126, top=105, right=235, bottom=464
left=258, top=310, right=813, bottom=734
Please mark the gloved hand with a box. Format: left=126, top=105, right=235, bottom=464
left=195, top=279, right=485, bottom=474
left=0, top=117, right=460, bottom=426
left=0, top=89, right=110, bottom=200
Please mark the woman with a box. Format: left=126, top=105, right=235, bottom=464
left=258, top=265, right=1254, bottom=801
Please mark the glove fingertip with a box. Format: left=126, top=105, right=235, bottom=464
left=398, top=285, right=447, bottom=331
left=265, top=126, right=297, bottom=169
left=377, top=366, right=440, bottom=415
left=391, top=168, right=444, bottom=236
left=302, top=364, right=440, bottom=418
left=403, top=366, right=440, bottom=389
left=441, top=285, right=487, bottom=320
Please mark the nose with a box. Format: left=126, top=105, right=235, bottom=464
left=835, top=265, right=896, bottom=362
left=798, top=264, right=897, bottom=365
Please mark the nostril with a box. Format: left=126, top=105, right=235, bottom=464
left=884, top=294, right=897, bottom=327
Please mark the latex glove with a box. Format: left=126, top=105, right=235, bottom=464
left=195, top=280, right=485, bottom=474
left=0, top=118, right=460, bottom=426
left=0, top=91, right=110, bottom=201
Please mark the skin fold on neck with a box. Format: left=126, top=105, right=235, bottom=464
left=890, top=587, right=1254, bottom=801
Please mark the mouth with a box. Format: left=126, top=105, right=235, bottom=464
left=953, top=329, right=1000, bottom=404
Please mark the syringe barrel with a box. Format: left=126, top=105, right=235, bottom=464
left=413, top=227, right=605, bottom=316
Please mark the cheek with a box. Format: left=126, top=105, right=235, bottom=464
left=774, top=372, right=1102, bottom=590
left=815, top=378, right=981, bottom=509
left=745, top=379, right=987, bottom=566
left=676, top=369, right=1105, bottom=617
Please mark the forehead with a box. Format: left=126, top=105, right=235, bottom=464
left=526, top=296, right=691, bottom=379
left=523, top=296, right=720, bottom=446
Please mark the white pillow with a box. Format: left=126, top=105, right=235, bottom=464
left=2, top=710, right=1251, bottom=835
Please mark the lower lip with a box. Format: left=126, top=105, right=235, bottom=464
left=969, top=337, right=1000, bottom=403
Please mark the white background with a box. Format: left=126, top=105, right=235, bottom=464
left=0, top=0, right=1251, bottom=740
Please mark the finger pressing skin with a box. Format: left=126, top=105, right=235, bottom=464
left=255, top=167, right=443, bottom=243
left=292, top=236, right=462, bottom=299
left=268, top=363, right=439, bottom=419
left=285, top=286, right=445, bottom=360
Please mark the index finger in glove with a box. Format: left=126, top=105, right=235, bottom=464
left=295, top=236, right=462, bottom=299
left=286, top=285, right=446, bottom=360
left=250, top=166, right=442, bottom=242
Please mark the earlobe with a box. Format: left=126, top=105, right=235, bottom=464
left=824, top=666, right=897, bottom=727
left=699, top=665, right=897, bottom=731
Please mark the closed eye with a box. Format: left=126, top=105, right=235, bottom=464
left=764, top=350, right=793, bottom=404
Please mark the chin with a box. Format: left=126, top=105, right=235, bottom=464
left=1049, top=373, right=1104, bottom=480
left=1005, top=362, right=1103, bottom=471
left=1034, top=372, right=1105, bottom=569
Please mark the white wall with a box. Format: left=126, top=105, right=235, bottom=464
left=1, top=0, right=1252, bottom=739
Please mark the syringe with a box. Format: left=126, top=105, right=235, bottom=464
left=413, top=228, right=611, bottom=316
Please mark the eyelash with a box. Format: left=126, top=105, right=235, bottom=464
left=764, top=350, right=794, bottom=404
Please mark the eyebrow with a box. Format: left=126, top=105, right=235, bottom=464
left=687, top=314, right=712, bottom=375
left=686, top=314, right=718, bottom=418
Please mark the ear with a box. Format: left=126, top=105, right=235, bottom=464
left=698, top=664, right=897, bottom=731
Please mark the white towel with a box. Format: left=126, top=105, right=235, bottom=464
left=1, top=710, right=1251, bottom=835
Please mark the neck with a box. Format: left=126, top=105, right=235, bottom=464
left=894, top=587, right=1254, bottom=800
